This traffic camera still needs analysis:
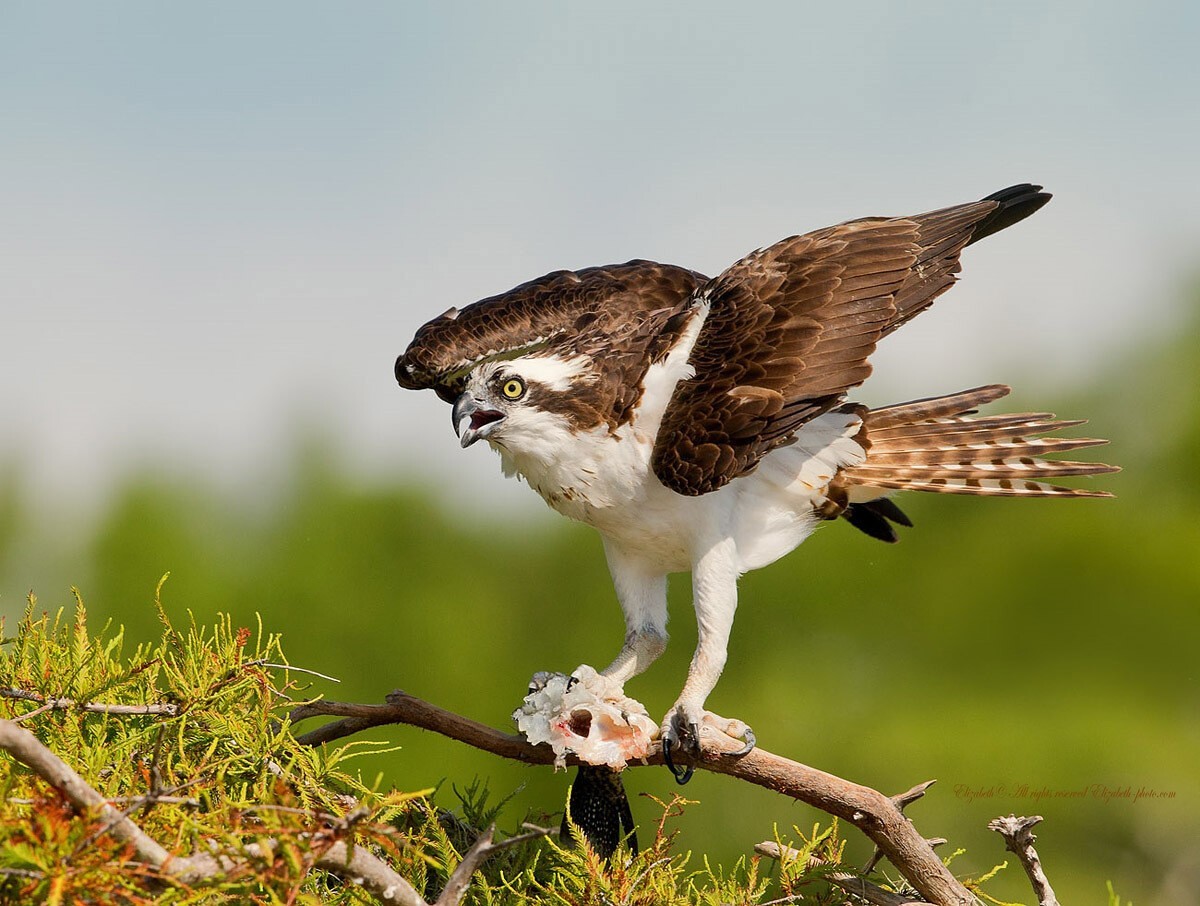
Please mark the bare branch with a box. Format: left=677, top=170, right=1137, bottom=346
left=291, top=692, right=975, bottom=906
left=755, top=840, right=929, bottom=906
left=434, top=823, right=553, bottom=906
left=1, top=688, right=178, bottom=719
left=10, top=701, right=57, bottom=724
left=436, top=823, right=496, bottom=906
left=314, top=841, right=426, bottom=906
left=862, top=780, right=938, bottom=874
left=988, top=815, right=1060, bottom=906
left=291, top=692, right=541, bottom=758
left=258, top=662, right=342, bottom=683
left=893, top=780, right=938, bottom=811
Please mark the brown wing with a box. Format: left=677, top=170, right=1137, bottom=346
left=652, top=184, right=1051, bottom=495
left=395, top=260, right=703, bottom=403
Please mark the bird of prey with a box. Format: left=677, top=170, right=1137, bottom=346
left=395, top=184, right=1116, bottom=781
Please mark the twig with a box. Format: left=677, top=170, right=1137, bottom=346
left=290, top=692, right=975, bottom=906
left=1, top=688, right=178, bottom=718
left=436, top=823, right=496, bottom=906
left=988, top=815, right=1060, bottom=906
left=434, top=822, right=552, bottom=906
left=755, top=840, right=928, bottom=906
left=5, top=794, right=200, bottom=807
left=862, top=780, right=937, bottom=874
left=10, top=702, right=57, bottom=724
left=259, top=663, right=341, bottom=683
left=291, top=692, right=530, bottom=756
left=0, top=867, right=45, bottom=880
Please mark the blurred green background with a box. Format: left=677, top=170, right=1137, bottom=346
left=4, top=288, right=1198, bottom=905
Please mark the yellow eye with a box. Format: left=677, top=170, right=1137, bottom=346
left=501, top=378, right=526, bottom=400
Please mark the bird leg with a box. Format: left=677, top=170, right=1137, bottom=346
left=595, top=540, right=669, bottom=688
left=600, top=628, right=668, bottom=685
left=660, top=536, right=755, bottom=784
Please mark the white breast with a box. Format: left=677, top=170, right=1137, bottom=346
left=483, top=307, right=867, bottom=575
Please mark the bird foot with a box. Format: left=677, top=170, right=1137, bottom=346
left=659, top=705, right=756, bottom=784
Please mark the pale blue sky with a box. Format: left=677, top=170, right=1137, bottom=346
left=3, top=2, right=1198, bottom=518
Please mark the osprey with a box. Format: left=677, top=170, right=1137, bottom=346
left=395, top=185, right=1116, bottom=780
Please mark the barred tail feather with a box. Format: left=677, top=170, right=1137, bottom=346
left=842, top=385, right=1119, bottom=499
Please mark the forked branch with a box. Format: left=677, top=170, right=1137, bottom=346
left=988, top=815, right=1061, bottom=906
left=291, top=691, right=975, bottom=905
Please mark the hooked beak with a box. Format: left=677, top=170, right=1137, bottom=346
left=452, top=392, right=506, bottom=448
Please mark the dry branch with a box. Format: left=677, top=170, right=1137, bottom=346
left=1, top=687, right=178, bottom=721
left=988, top=815, right=1060, bottom=906
left=311, top=841, right=425, bottom=905
left=755, top=840, right=926, bottom=906
left=290, top=692, right=976, bottom=906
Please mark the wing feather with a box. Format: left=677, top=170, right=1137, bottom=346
left=395, top=261, right=703, bottom=403
left=652, top=185, right=1052, bottom=495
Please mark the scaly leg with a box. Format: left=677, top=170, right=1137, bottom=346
left=596, top=538, right=669, bottom=685
left=660, top=535, right=755, bottom=783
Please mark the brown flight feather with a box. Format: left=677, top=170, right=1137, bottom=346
left=651, top=186, right=1052, bottom=495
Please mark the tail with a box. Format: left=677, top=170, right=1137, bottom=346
left=835, top=385, right=1118, bottom=541
left=842, top=384, right=1118, bottom=498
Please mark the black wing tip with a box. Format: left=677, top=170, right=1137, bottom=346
left=967, top=183, right=1052, bottom=246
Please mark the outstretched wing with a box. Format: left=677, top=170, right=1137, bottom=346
left=395, top=261, right=702, bottom=402
left=652, top=184, right=1051, bottom=495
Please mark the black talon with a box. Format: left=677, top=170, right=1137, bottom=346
left=527, top=670, right=554, bottom=695
left=661, top=738, right=694, bottom=785
left=731, top=726, right=756, bottom=757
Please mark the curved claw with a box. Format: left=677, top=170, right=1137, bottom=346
left=730, top=725, right=756, bottom=757
left=661, top=737, right=694, bottom=785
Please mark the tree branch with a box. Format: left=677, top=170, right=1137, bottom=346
left=434, top=823, right=553, bottom=906
left=755, top=840, right=927, bottom=906
left=290, top=692, right=976, bottom=906
left=0, top=716, right=522, bottom=905
left=0, top=717, right=176, bottom=870
left=988, top=815, right=1060, bottom=906
left=1, top=688, right=178, bottom=720
left=312, top=841, right=426, bottom=905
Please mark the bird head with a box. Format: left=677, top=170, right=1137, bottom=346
left=452, top=364, right=528, bottom=449
left=451, top=355, right=595, bottom=451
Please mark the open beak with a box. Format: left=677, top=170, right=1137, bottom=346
left=452, top=392, right=506, bottom=448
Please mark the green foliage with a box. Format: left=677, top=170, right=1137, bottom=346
left=0, top=595, right=922, bottom=905
left=0, top=590, right=428, bottom=903
left=1107, top=879, right=1133, bottom=906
